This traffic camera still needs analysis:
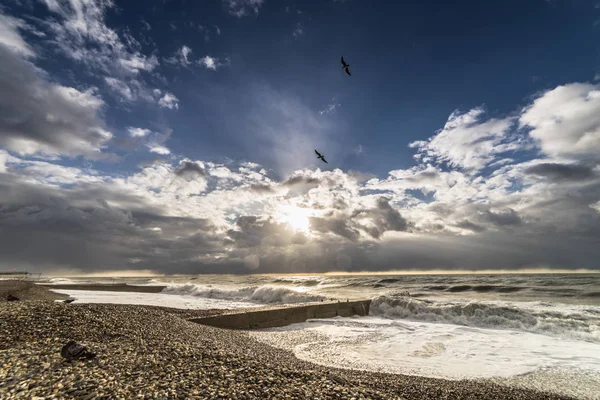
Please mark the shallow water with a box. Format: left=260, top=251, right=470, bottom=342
left=250, top=316, right=600, bottom=400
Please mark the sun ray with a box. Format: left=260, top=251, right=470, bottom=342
left=276, top=205, right=312, bottom=234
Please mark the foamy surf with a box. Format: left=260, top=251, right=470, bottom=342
left=250, top=315, right=600, bottom=399
left=50, top=289, right=259, bottom=309
left=370, top=295, right=600, bottom=343
left=160, top=284, right=327, bottom=304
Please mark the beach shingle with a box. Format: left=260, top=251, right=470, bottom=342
left=0, top=301, right=574, bottom=400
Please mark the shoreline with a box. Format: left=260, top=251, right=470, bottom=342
left=1, top=281, right=69, bottom=302
left=0, top=301, right=573, bottom=399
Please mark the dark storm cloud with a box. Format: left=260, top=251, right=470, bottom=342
left=249, top=183, right=275, bottom=194
left=226, top=216, right=291, bottom=248
left=308, top=198, right=411, bottom=241
left=0, top=45, right=113, bottom=158
left=137, top=157, right=171, bottom=168
left=309, top=216, right=361, bottom=242
left=0, top=200, right=226, bottom=272
left=331, top=198, right=348, bottom=210
left=352, top=197, right=411, bottom=239
left=175, top=161, right=205, bottom=178
left=0, top=172, right=225, bottom=272
left=483, top=208, right=522, bottom=227
left=283, top=175, right=321, bottom=186
left=456, top=220, right=487, bottom=233
left=525, top=163, right=595, bottom=182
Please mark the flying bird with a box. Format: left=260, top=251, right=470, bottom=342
left=341, top=56, right=351, bottom=76
left=315, top=149, right=328, bottom=164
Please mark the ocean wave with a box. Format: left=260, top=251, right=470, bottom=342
left=377, top=278, right=402, bottom=284
left=161, top=284, right=327, bottom=304
left=582, top=292, right=600, bottom=298
left=47, top=277, right=77, bottom=285
left=423, top=284, right=526, bottom=293
left=370, top=296, right=600, bottom=342
left=271, top=278, right=323, bottom=286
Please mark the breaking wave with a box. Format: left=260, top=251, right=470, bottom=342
left=46, top=277, right=77, bottom=285
left=370, top=295, right=600, bottom=343
left=161, top=284, right=327, bottom=304
left=424, top=284, right=526, bottom=293
left=271, top=278, right=324, bottom=286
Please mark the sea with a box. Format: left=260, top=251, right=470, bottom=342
left=43, top=273, right=600, bottom=399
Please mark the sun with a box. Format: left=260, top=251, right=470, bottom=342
left=277, top=205, right=312, bottom=234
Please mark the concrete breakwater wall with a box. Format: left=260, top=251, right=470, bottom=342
left=190, top=300, right=371, bottom=330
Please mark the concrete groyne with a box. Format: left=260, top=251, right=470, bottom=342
left=190, top=299, right=371, bottom=330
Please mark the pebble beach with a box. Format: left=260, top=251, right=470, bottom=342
left=0, top=283, right=576, bottom=400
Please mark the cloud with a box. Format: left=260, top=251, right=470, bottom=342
left=128, top=127, right=152, bottom=138
left=167, top=45, right=192, bottom=66
left=354, top=144, right=365, bottom=154
left=524, top=163, right=596, bottom=182
left=482, top=208, right=522, bottom=227
left=351, top=197, right=411, bottom=239
left=249, top=183, right=275, bottom=194
left=319, top=99, right=340, bottom=115
left=147, top=144, right=170, bottom=155
left=309, top=216, right=361, bottom=241
left=34, top=0, right=161, bottom=106
left=1, top=72, right=600, bottom=274
left=0, top=13, right=35, bottom=57
left=222, top=0, right=265, bottom=17
left=40, top=0, right=158, bottom=75
left=197, top=55, right=227, bottom=70
left=158, top=93, right=179, bottom=110
left=0, top=144, right=599, bottom=273
left=284, top=175, right=321, bottom=186
left=0, top=44, right=112, bottom=158
left=410, top=108, right=522, bottom=172
left=520, top=83, right=600, bottom=158
left=103, top=77, right=161, bottom=105
left=175, top=160, right=206, bottom=178
left=104, top=77, right=133, bottom=101
left=292, top=22, right=303, bottom=38
left=455, top=220, right=487, bottom=233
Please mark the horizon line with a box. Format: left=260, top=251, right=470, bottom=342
left=36, top=267, right=600, bottom=278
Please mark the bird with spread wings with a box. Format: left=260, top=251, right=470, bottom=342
left=315, top=149, right=328, bottom=164
left=341, top=56, right=351, bottom=76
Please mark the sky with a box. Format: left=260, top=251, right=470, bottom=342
left=0, top=0, right=599, bottom=275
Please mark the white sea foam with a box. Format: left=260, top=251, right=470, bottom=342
left=50, top=289, right=258, bottom=309
left=46, top=277, right=77, bottom=284
left=370, top=295, right=600, bottom=342
left=250, top=316, right=600, bottom=399
left=161, top=284, right=327, bottom=304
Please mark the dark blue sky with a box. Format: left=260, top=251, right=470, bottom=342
left=6, top=0, right=599, bottom=178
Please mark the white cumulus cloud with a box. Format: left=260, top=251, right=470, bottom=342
left=158, top=93, right=179, bottom=110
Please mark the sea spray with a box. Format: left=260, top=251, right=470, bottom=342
left=369, top=295, right=600, bottom=342
left=161, top=284, right=326, bottom=304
